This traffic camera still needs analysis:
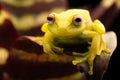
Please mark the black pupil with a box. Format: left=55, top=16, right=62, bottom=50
left=47, top=17, right=53, bottom=21
left=75, top=18, right=81, bottom=22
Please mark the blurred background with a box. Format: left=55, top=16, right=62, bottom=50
left=0, top=0, right=120, bottom=80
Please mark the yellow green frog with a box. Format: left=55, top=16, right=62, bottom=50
left=34, top=9, right=110, bottom=75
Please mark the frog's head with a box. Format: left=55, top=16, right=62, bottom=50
left=41, top=9, right=93, bottom=38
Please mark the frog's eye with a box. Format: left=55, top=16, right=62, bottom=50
left=73, top=15, right=82, bottom=26
left=47, top=14, right=55, bottom=24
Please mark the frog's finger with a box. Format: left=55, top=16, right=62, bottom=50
left=41, top=23, right=48, bottom=32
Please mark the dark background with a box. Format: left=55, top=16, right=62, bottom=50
left=0, top=0, right=120, bottom=80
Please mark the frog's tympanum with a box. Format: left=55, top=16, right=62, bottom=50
left=35, top=9, right=111, bottom=75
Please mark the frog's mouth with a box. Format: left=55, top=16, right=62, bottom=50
left=53, top=42, right=91, bottom=56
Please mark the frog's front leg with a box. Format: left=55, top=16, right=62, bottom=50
left=43, top=32, right=64, bottom=61
left=88, top=34, right=104, bottom=75
left=43, top=42, right=60, bottom=61
left=81, top=30, right=101, bottom=75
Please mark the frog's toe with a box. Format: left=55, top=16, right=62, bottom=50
left=105, top=48, right=111, bottom=53
left=72, top=60, right=80, bottom=65
left=88, top=69, right=93, bottom=75
left=102, top=48, right=110, bottom=54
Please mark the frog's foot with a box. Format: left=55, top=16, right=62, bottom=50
left=72, top=55, right=88, bottom=65
left=88, top=65, right=93, bottom=75
left=87, top=60, right=94, bottom=75
left=72, top=58, right=93, bottom=75
left=72, top=52, right=88, bottom=65
left=87, top=53, right=96, bottom=75
left=95, top=48, right=110, bottom=56
left=72, top=60, right=81, bottom=65
left=103, top=48, right=111, bottom=54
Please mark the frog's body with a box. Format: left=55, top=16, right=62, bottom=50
left=37, top=9, right=110, bottom=75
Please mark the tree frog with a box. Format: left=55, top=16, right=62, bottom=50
left=38, top=9, right=110, bottom=75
